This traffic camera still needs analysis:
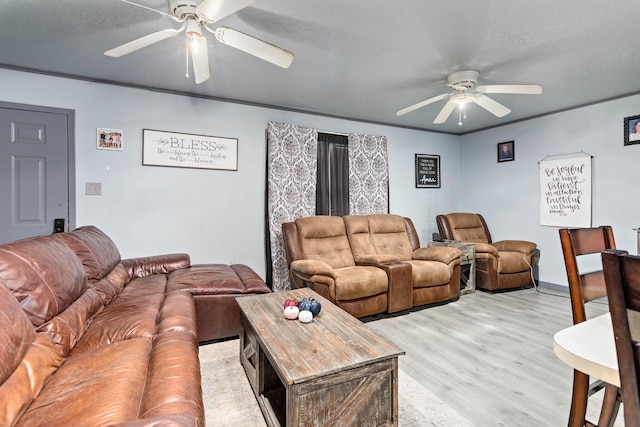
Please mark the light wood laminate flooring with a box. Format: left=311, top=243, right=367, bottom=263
left=363, top=287, right=624, bottom=426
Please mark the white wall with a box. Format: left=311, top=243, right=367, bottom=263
left=460, top=94, right=640, bottom=287
left=0, top=68, right=460, bottom=280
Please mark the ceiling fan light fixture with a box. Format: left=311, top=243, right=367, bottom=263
left=185, top=18, right=204, bottom=53
left=185, top=18, right=202, bottom=39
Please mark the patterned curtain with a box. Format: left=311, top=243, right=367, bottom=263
left=348, top=133, right=389, bottom=214
left=266, top=122, right=318, bottom=292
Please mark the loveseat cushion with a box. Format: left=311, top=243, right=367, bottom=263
left=406, top=260, right=451, bottom=287
left=296, top=216, right=356, bottom=269
left=0, top=236, right=88, bottom=327
left=334, top=266, right=388, bottom=300
left=367, top=214, right=414, bottom=260
left=55, top=225, right=121, bottom=282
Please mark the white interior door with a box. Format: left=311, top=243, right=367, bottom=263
left=0, top=105, right=73, bottom=243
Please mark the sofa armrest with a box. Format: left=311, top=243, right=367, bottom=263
left=493, top=240, right=536, bottom=255
left=412, top=246, right=461, bottom=264
left=355, top=254, right=401, bottom=264
left=122, top=253, right=191, bottom=279
left=290, top=260, right=336, bottom=279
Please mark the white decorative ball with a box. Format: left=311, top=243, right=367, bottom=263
left=283, top=305, right=300, bottom=320
left=298, top=310, right=313, bottom=323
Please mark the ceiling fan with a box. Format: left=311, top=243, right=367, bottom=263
left=104, top=0, right=294, bottom=84
left=396, top=70, right=542, bottom=125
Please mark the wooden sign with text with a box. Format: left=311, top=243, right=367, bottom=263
left=142, top=129, right=238, bottom=171
left=415, top=154, right=440, bottom=188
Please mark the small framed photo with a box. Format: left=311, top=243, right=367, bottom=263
left=97, top=128, right=123, bottom=151
left=497, top=141, right=514, bottom=162
left=624, top=114, right=640, bottom=146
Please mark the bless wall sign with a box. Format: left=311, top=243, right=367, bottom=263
left=142, top=129, right=238, bottom=171
left=415, top=154, right=440, bottom=188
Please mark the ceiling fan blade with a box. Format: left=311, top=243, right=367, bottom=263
left=433, top=100, right=457, bottom=124
left=192, top=38, right=212, bottom=84
left=396, top=93, right=449, bottom=117
left=118, top=0, right=182, bottom=22
left=104, top=28, right=181, bottom=57
left=476, top=84, right=542, bottom=95
left=212, top=27, right=294, bottom=68
left=197, top=0, right=254, bottom=22
left=473, top=94, right=511, bottom=117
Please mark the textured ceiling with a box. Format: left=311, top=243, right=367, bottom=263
left=1, top=0, right=639, bottom=134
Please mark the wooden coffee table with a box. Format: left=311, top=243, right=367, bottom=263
left=237, top=288, right=404, bottom=427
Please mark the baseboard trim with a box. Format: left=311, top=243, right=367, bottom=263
left=536, top=281, right=568, bottom=293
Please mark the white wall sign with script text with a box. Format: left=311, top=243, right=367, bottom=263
left=142, top=129, right=238, bottom=171
left=539, top=154, right=592, bottom=227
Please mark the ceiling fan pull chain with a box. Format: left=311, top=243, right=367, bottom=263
left=185, top=37, right=190, bottom=78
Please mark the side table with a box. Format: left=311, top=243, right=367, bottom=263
left=428, top=240, right=476, bottom=294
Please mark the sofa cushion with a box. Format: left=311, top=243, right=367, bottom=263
left=167, top=264, right=270, bottom=296
left=71, top=274, right=166, bottom=355
left=0, top=284, right=35, bottom=385
left=296, top=216, right=356, bottom=269
left=16, top=337, right=152, bottom=427
left=0, top=236, right=88, bottom=327
left=55, top=225, right=121, bottom=281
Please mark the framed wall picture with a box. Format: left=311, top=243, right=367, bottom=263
left=497, top=141, right=514, bottom=162
left=624, top=114, right=640, bottom=146
left=142, top=129, right=238, bottom=171
left=97, top=128, right=123, bottom=151
left=415, top=154, right=440, bottom=188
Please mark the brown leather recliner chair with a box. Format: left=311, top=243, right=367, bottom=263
left=436, top=212, right=536, bottom=291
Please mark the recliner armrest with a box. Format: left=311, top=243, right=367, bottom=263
left=290, top=259, right=336, bottom=279
left=493, top=240, right=536, bottom=255
left=412, top=246, right=461, bottom=264
left=473, top=243, right=500, bottom=258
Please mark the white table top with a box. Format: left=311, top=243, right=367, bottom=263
left=553, top=313, right=620, bottom=387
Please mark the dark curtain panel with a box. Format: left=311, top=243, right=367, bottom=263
left=317, top=133, right=349, bottom=216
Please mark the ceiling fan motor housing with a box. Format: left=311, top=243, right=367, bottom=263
left=448, top=70, right=480, bottom=90
left=170, top=1, right=198, bottom=19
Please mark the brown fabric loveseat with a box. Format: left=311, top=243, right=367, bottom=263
left=0, top=225, right=269, bottom=426
left=282, top=214, right=461, bottom=318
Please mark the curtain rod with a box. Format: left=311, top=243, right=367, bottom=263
left=318, top=129, right=349, bottom=136
left=538, top=150, right=593, bottom=164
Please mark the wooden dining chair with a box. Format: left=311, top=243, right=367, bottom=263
left=559, top=226, right=621, bottom=427
left=602, top=249, right=640, bottom=426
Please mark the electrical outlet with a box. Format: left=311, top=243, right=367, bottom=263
left=85, top=182, right=102, bottom=196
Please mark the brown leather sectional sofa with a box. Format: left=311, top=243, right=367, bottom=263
left=0, top=225, right=269, bottom=426
left=282, top=214, right=462, bottom=318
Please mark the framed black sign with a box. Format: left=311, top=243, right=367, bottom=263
left=415, top=154, right=440, bottom=188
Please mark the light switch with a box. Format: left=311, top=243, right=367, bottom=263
left=85, top=182, right=102, bottom=196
